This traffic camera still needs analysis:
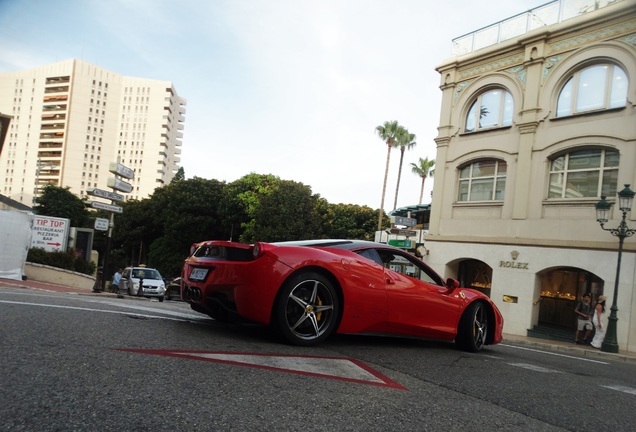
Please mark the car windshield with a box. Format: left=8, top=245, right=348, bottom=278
left=132, top=269, right=162, bottom=280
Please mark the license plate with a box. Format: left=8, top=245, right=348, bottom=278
left=190, top=268, right=209, bottom=281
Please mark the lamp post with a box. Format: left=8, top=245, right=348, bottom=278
left=594, top=184, right=636, bottom=353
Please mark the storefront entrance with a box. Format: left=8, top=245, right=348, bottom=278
left=458, top=259, right=492, bottom=297
left=538, top=267, right=604, bottom=330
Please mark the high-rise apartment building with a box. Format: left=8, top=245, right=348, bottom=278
left=0, top=59, right=186, bottom=204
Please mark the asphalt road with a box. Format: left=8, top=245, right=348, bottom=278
left=1, top=286, right=635, bottom=432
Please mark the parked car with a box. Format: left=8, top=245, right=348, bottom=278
left=165, top=277, right=182, bottom=301
left=120, top=266, right=166, bottom=302
left=181, top=239, right=504, bottom=352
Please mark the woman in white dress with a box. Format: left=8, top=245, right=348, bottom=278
left=591, top=295, right=607, bottom=349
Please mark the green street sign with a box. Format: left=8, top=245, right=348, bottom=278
left=388, top=239, right=413, bottom=249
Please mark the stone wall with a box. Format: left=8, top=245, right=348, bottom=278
left=24, top=262, right=95, bottom=290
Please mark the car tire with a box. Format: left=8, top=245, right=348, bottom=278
left=165, top=291, right=171, bottom=301
left=127, top=286, right=133, bottom=296
left=273, top=272, right=340, bottom=347
left=456, top=301, right=488, bottom=352
left=158, top=296, right=164, bottom=302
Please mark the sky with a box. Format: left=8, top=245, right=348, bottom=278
left=0, top=0, right=544, bottom=211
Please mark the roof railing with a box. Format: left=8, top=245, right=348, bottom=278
left=451, top=0, right=623, bottom=55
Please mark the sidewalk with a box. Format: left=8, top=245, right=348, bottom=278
left=502, top=333, right=636, bottom=364
left=2, top=277, right=635, bottom=363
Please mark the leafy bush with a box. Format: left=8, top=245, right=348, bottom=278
left=27, top=248, right=97, bottom=276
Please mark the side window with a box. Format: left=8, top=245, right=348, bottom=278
left=458, top=159, right=506, bottom=201
left=356, top=249, right=383, bottom=266
left=122, top=269, right=130, bottom=278
left=465, top=88, right=513, bottom=132
left=556, top=64, right=627, bottom=117
left=548, top=148, right=618, bottom=198
left=379, top=250, right=443, bottom=286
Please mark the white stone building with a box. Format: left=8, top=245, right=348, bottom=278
left=0, top=59, right=186, bottom=204
left=426, top=0, right=636, bottom=351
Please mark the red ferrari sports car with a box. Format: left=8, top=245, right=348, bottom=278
left=181, top=239, right=503, bottom=352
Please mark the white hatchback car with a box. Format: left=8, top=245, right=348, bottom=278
left=120, top=266, right=166, bottom=301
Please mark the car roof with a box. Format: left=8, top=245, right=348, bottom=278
left=271, top=239, right=394, bottom=251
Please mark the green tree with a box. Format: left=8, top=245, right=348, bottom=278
left=171, top=166, right=185, bottom=183
left=319, top=203, right=378, bottom=240
left=251, top=180, right=322, bottom=242
left=375, top=120, right=401, bottom=229
left=393, top=129, right=416, bottom=210
left=148, top=177, right=228, bottom=276
left=411, top=157, right=435, bottom=204
left=33, top=185, right=90, bottom=227
left=111, top=198, right=160, bottom=267
left=221, top=173, right=281, bottom=243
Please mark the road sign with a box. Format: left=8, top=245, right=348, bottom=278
left=94, top=217, right=109, bottom=231
left=390, top=216, right=417, bottom=227
left=109, top=162, right=135, bottom=179
left=388, top=239, right=413, bottom=249
left=87, top=188, right=124, bottom=202
left=90, top=201, right=123, bottom=214
left=31, top=216, right=69, bottom=252
left=107, top=177, right=133, bottom=193
left=389, top=228, right=417, bottom=236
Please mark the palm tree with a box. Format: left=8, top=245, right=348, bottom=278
left=411, top=157, right=435, bottom=204
left=392, top=129, right=416, bottom=210
left=375, top=120, right=401, bottom=229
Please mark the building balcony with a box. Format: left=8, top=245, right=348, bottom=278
left=45, top=76, right=70, bottom=85
left=44, top=86, right=69, bottom=93
left=41, top=113, right=66, bottom=121
left=40, top=123, right=65, bottom=130
left=39, top=132, right=64, bottom=140
left=43, top=95, right=68, bottom=102
left=452, top=0, right=624, bottom=55
left=42, top=104, right=67, bottom=111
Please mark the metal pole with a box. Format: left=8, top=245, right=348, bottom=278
left=601, top=230, right=623, bottom=353
left=101, top=213, right=114, bottom=292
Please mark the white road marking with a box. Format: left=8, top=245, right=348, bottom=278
left=508, top=363, right=563, bottom=373
left=601, top=385, right=636, bottom=396
left=180, top=352, right=386, bottom=382
left=0, top=299, right=189, bottom=321
left=501, top=344, right=610, bottom=364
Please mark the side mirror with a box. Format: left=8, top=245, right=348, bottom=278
left=446, top=278, right=460, bottom=292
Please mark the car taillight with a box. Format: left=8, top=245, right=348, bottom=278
left=252, top=242, right=263, bottom=258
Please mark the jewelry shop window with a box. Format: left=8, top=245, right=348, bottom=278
left=548, top=149, right=618, bottom=199
left=556, top=64, right=627, bottom=117
left=458, top=160, right=506, bottom=202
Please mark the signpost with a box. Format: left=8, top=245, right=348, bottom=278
left=94, top=217, right=109, bottom=231
left=388, top=239, right=414, bottom=249
left=109, top=162, right=134, bottom=179
left=31, top=216, right=70, bottom=253
left=389, top=228, right=417, bottom=236
left=90, top=201, right=123, bottom=214
left=106, top=177, right=133, bottom=193
left=390, top=216, right=417, bottom=227
left=87, top=188, right=124, bottom=202
left=89, top=160, right=134, bottom=292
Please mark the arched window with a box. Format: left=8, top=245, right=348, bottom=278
left=458, top=160, right=506, bottom=201
left=548, top=149, right=618, bottom=198
left=556, top=64, right=628, bottom=117
left=465, top=89, right=513, bottom=132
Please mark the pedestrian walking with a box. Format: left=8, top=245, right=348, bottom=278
left=112, top=268, right=122, bottom=293
left=574, top=293, right=593, bottom=344
left=590, top=295, right=608, bottom=349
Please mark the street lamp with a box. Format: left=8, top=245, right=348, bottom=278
left=594, top=184, right=636, bottom=353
